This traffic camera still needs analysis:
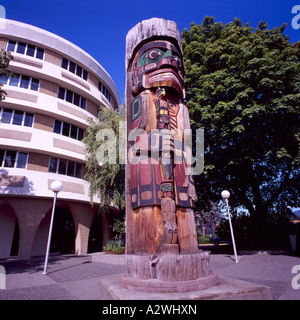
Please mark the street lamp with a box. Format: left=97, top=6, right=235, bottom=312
left=221, top=190, right=239, bottom=263
left=42, top=180, right=63, bottom=274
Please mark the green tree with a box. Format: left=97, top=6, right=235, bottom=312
left=0, top=49, right=13, bottom=101
left=195, top=201, right=222, bottom=236
left=181, top=17, right=300, bottom=247
left=83, top=106, right=126, bottom=212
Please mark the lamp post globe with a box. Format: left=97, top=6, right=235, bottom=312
left=221, top=190, right=230, bottom=199
left=50, top=180, right=63, bottom=193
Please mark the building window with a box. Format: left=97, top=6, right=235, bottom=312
left=70, top=125, right=78, bottom=139
left=57, top=86, right=86, bottom=110
left=53, top=119, right=84, bottom=141
left=76, top=65, right=82, bottom=77
left=4, top=150, right=16, bottom=167
left=62, top=122, right=70, bottom=136
left=81, top=98, right=86, bottom=109
left=0, top=108, right=34, bottom=127
left=61, top=58, right=88, bottom=81
left=0, top=150, right=4, bottom=166
left=9, top=74, right=20, bottom=87
left=58, top=158, right=67, bottom=175
left=26, top=44, right=35, bottom=57
left=48, top=157, right=58, bottom=173
left=16, top=42, right=26, bottom=54
left=74, top=163, right=82, bottom=178
left=20, top=75, right=30, bottom=89
left=30, top=78, right=40, bottom=91
left=73, top=93, right=80, bottom=106
left=0, top=149, right=28, bottom=169
left=53, top=119, right=62, bottom=134
left=69, top=61, right=76, bottom=74
left=82, top=70, right=88, bottom=81
left=61, top=58, right=68, bottom=69
left=78, top=127, right=84, bottom=140
left=57, top=87, right=65, bottom=100
left=67, top=161, right=75, bottom=176
left=7, top=40, right=44, bottom=60
left=16, top=152, right=28, bottom=169
left=0, top=75, right=7, bottom=84
left=24, top=112, right=34, bottom=127
left=36, top=48, right=44, bottom=60
left=66, top=90, right=73, bottom=103
left=1, top=108, right=12, bottom=123
left=7, top=40, right=16, bottom=52
left=12, top=110, right=24, bottom=125
left=98, top=81, right=111, bottom=102
left=48, top=157, right=82, bottom=178
left=1, top=74, right=40, bottom=92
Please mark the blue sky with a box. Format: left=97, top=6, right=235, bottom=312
left=1, top=0, right=299, bottom=104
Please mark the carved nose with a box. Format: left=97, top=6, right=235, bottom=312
left=159, top=56, right=179, bottom=70
left=159, top=57, right=172, bottom=67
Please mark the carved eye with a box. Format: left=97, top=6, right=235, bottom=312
left=176, top=57, right=182, bottom=68
left=144, top=49, right=163, bottom=60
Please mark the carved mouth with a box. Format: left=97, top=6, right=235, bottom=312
left=149, top=72, right=179, bottom=82
left=144, top=68, right=184, bottom=97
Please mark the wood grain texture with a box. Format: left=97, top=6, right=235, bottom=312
left=126, top=251, right=211, bottom=282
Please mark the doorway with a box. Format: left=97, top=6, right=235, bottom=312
left=32, top=206, right=75, bottom=256
left=88, top=213, right=103, bottom=253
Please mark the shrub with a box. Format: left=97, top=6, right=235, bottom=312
left=103, top=239, right=125, bottom=254
left=198, top=234, right=211, bottom=244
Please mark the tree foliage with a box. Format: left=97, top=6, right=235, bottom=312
left=195, top=200, right=222, bottom=242
left=181, top=17, right=300, bottom=246
left=195, top=200, right=222, bottom=229
left=0, top=49, right=13, bottom=101
left=83, top=106, right=126, bottom=213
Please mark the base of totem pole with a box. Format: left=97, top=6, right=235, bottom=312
left=121, top=271, right=218, bottom=293
left=98, top=249, right=272, bottom=299
left=99, top=275, right=272, bottom=300
left=121, top=250, right=218, bottom=293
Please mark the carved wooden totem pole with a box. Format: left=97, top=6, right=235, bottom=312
left=123, top=18, right=218, bottom=293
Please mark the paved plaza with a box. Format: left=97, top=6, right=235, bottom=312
left=0, top=253, right=299, bottom=300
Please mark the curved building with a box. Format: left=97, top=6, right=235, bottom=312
left=0, top=19, right=120, bottom=259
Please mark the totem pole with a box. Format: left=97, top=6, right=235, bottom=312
left=123, top=18, right=218, bottom=292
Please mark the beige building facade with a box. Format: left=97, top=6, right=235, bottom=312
left=0, top=19, right=120, bottom=259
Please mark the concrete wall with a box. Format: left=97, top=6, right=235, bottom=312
left=0, top=201, right=16, bottom=259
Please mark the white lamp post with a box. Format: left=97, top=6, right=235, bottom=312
left=42, top=181, right=63, bottom=274
left=221, top=190, right=239, bottom=263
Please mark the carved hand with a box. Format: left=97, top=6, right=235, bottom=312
left=161, top=129, right=174, bottom=155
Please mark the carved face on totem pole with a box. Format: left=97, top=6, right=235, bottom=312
left=131, top=40, right=185, bottom=98
left=125, top=18, right=198, bottom=256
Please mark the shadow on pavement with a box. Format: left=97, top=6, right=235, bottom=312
left=0, top=254, right=91, bottom=275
